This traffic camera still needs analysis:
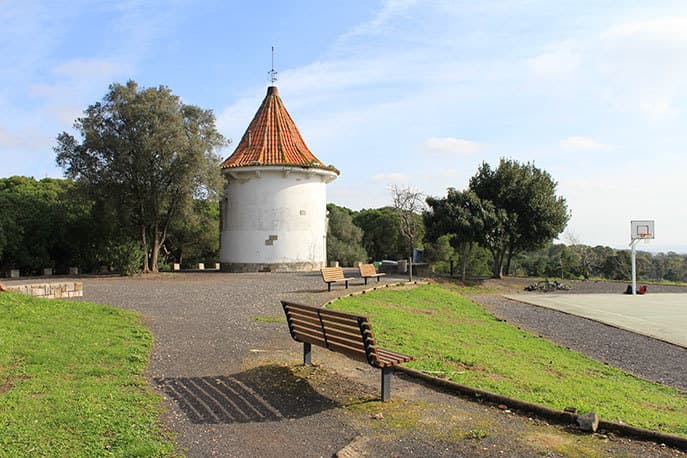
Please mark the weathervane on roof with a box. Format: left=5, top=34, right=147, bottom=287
left=268, top=46, right=278, bottom=84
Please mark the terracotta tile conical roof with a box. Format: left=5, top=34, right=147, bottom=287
left=222, top=86, right=338, bottom=173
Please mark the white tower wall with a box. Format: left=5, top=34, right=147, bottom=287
left=220, top=166, right=337, bottom=272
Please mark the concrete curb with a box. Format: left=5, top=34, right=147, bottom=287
left=396, top=366, right=687, bottom=451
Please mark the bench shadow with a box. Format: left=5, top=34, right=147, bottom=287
left=154, top=365, right=340, bottom=424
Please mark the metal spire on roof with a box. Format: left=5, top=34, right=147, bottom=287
left=268, top=46, right=278, bottom=84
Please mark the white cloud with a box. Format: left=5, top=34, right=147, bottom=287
left=335, top=0, right=417, bottom=46
left=527, top=44, right=581, bottom=79
left=424, top=137, right=483, bottom=155
left=559, top=136, right=611, bottom=151
left=602, top=17, right=687, bottom=43
left=53, top=58, right=132, bottom=81
left=372, top=172, right=408, bottom=184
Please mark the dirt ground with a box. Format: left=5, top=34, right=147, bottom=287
left=74, top=273, right=685, bottom=457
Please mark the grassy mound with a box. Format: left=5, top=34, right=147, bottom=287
left=332, top=284, right=687, bottom=437
left=0, top=292, right=174, bottom=456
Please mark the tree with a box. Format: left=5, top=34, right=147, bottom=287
left=469, top=159, right=569, bottom=277
left=164, top=199, right=220, bottom=267
left=55, top=80, right=226, bottom=273
left=327, top=204, right=368, bottom=266
left=425, top=188, right=487, bottom=281
left=353, top=207, right=406, bottom=261
left=0, top=177, right=93, bottom=273
left=390, top=185, right=425, bottom=281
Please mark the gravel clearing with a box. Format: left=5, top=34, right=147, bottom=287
left=68, top=273, right=685, bottom=457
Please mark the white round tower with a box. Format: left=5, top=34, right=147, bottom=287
left=220, top=86, right=338, bottom=272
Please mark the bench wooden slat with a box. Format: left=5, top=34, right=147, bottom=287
left=291, top=323, right=366, bottom=351
left=289, top=316, right=363, bottom=337
left=284, top=302, right=370, bottom=322
left=286, top=307, right=370, bottom=333
left=292, top=329, right=369, bottom=360
left=292, top=328, right=327, bottom=345
left=321, top=267, right=353, bottom=282
left=319, top=267, right=355, bottom=291
left=281, top=300, right=415, bottom=401
left=358, top=263, right=387, bottom=285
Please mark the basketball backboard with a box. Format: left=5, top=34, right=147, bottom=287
left=631, top=220, right=655, bottom=240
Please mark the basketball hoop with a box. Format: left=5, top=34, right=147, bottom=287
left=629, top=220, right=655, bottom=295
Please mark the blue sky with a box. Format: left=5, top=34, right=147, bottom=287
left=2, top=0, right=686, bottom=252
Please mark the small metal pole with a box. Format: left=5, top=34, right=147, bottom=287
left=631, top=241, right=637, bottom=296
left=381, top=367, right=392, bottom=402
left=303, top=342, right=312, bottom=365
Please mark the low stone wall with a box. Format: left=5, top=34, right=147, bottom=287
left=5, top=282, right=83, bottom=299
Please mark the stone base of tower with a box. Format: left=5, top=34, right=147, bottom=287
left=220, top=261, right=324, bottom=273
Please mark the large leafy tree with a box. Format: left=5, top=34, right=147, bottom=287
left=327, top=204, right=368, bottom=267
left=0, top=177, right=95, bottom=273
left=352, top=207, right=407, bottom=261
left=469, top=159, right=569, bottom=277
left=164, top=199, right=220, bottom=268
left=425, top=188, right=487, bottom=281
left=55, top=80, right=226, bottom=273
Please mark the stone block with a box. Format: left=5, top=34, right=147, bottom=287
left=173, top=263, right=180, bottom=271
left=43, top=268, right=53, bottom=276
left=214, top=263, right=220, bottom=269
left=69, top=267, right=79, bottom=275
left=9, top=269, right=20, bottom=278
left=197, top=263, right=205, bottom=270
left=577, top=412, right=599, bottom=432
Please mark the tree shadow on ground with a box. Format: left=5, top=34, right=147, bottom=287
left=154, top=365, right=340, bottom=424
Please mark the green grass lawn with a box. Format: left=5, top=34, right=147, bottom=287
left=0, top=292, right=175, bottom=457
left=331, top=284, right=687, bottom=437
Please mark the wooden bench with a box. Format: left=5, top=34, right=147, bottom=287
left=321, top=267, right=354, bottom=292
left=358, top=263, right=386, bottom=285
left=281, top=300, right=415, bottom=401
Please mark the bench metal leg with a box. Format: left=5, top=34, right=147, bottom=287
left=303, top=342, right=312, bottom=365
left=381, top=367, right=391, bottom=402
left=364, top=277, right=368, bottom=285
left=327, top=282, right=332, bottom=292
left=345, top=280, right=349, bottom=289
left=376, top=276, right=380, bottom=282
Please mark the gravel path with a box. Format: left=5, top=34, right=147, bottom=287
left=73, top=273, right=684, bottom=457
left=470, top=280, right=687, bottom=391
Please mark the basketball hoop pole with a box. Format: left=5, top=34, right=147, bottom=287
left=629, top=220, right=655, bottom=296
left=630, top=238, right=639, bottom=296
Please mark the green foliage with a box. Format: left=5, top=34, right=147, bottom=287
left=423, top=234, right=455, bottom=274
left=55, top=80, right=227, bottom=273
left=332, top=285, right=687, bottom=437
left=104, top=241, right=144, bottom=276
left=469, top=159, right=570, bottom=277
left=425, top=189, right=489, bottom=280
left=165, top=199, right=220, bottom=267
left=0, top=177, right=97, bottom=273
left=327, top=204, right=368, bottom=266
left=0, top=292, right=175, bottom=455
left=353, top=207, right=407, bottom=260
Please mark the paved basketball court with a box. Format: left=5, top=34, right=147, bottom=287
left=504, top=293, right=687, bottom=348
